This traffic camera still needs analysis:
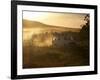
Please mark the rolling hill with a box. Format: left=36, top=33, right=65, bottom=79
left=23, top=19, right=80, bottom=32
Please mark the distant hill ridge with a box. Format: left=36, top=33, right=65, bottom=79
left=23, top=19, right=80, bottom=32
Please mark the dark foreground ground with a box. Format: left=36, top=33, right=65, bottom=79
left=23, top=41, right=89, bottom=69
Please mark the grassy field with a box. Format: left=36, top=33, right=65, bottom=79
left=23, top=40, right=89, bottom=68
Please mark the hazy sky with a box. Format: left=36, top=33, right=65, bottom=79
left=23, top=11, right=87, bottom=28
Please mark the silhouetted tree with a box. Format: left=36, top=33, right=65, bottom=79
left=80, top=14, right=89, bottom=40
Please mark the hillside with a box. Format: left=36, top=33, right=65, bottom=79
left=23, top=19, right=80, bottom=32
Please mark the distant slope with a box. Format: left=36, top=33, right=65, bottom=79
left=23, top=19, right=80, bottom=32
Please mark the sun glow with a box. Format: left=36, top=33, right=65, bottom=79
left=23, top=27, right=54, bottom=47
left=23, top=28, right=43, bottom=40
left=32, top=35, right=53, bottom=47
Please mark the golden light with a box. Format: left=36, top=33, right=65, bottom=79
left=23, top=28, right=43, bottom=40
left=32, top=35, right=53, bottom=47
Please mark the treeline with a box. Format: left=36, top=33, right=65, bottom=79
left=79, top=14, right=89, bottom=50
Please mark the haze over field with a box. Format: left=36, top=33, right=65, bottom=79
left=23, top=19, right=80, bottom=41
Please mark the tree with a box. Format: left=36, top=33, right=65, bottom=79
left=80, top=14, right=89, bottom=40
